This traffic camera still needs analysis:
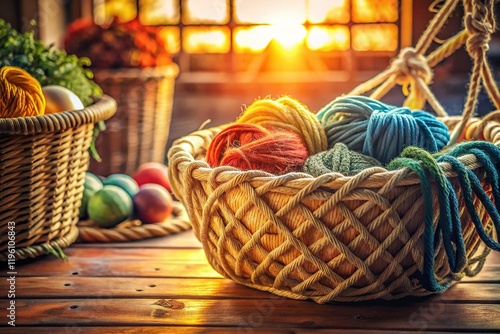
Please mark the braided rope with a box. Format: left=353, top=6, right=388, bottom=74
left=0, top=225, right=79, bottom=261
left=77, top=201, right=191, bottom=243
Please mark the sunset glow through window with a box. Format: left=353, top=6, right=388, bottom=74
left=94, top=0, right=399, bottom=53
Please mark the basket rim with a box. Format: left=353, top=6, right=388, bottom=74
left=0, top=94, right=117, bottom=135
left=91, top=63, right=179, bottom=80
left=167, top=116, right=499, bottom=193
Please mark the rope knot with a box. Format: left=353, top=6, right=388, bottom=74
left=391, top=47, right=433, bottom=86
left=464, top=12, right=493, bottom=54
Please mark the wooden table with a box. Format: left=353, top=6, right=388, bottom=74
left=1, top=229, right=499, bottom=334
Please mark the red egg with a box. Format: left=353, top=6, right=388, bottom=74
left=132, top=162, right=172, bottom=192
left=133, top=183, right=173, bottom=224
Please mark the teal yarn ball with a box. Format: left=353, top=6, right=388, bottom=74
left=303, top=143, right=383, bottom=176
left=316, top=95, right=450, bottom=164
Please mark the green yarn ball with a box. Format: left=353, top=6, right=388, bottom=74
left=303, top=143, right=383, bottom=176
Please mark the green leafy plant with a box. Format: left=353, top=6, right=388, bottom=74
left=0, top=19, right=102, bottom=106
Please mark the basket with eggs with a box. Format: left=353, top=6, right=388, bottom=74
left=0, top=19, right=116, bottom=261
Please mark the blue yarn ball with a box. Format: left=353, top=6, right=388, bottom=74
left=316, top=95, right=450, bottom=164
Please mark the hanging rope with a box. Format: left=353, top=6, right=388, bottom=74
left=448, top=0, right=499, bottom=145
left=348, top=0, right=462, bottom=116
left=349, top=0, right=500, bottom=143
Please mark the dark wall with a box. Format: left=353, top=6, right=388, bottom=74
left=1, top=0, right=22, bottom=31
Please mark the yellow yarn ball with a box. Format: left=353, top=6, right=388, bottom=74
left=236, top=96, right=328, bottom=155
left=0, top=66, right=46, bottom=118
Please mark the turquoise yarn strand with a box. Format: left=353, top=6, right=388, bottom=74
left=439, top=142, right=500, bottom=249
left=388, top=142, right=500, bottom=292
left=397, top=147, right=467, bottom=274
left=387, top=153, right=452, bottom=292
left=317, top=96, right=450, bottom=164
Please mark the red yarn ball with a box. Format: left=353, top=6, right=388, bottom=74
left=206, top=123, right=308, bottom=175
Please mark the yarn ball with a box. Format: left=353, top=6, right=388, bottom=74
left=303, top=143, right=383, bottom=177
left=236, top=96, right=328, bottom=155
left=316, top=95, right=450, bottom=164
left=0, top=66, right=46, bottom=118
left=205, top=123, right=308, bottom=175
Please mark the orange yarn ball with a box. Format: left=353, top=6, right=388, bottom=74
left=0, top=66, right=46, bottom=118
left=206, top=123, right=308, bottom=175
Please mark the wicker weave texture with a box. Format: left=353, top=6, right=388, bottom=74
left=167, top=117, right=499, bottom=303
left=0, top=96, right=117, bottom=261
left=89, top=65, right=179, bottom=176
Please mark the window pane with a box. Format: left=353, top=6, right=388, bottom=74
left=352, top=24, right=398, bottom=51
left=183, top=27, right=231, bottom=53
left=352, top=0, right=398, bottom=23
left=139, top=0, right=179, bottom=25
left=308, top=0, right=350, bottom=24
left=158, top=27, right=181, bottom=54
left=94, top=0, right=137, bottom=24
left=234, top=0, right=306, bottom=24
left=234, top=26, right=274, bottom=53
left=307, top=26, right=350, bottom=51
left=182, top=0, right=229, bottom=24
left=234, top=25, right=306, bottom=53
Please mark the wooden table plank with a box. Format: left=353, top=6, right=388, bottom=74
left=0, top=327, right=468, bottom=334
left=1, top=232, right=498, bottom=333
left=0, top=259, right=221, bottom=278
left=44, top=247, right=209, bottom=261
left=1, top=298, right=499, bottom=331
left=2, top=248, right=497, bottom=281
left=75, top=230, right=202, bottom=249
left=1, top=276, right=499, bottom=302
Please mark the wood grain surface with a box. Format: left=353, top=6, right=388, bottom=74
left=1, top=230, right=499, bottom=333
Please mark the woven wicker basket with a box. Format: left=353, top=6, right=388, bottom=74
left=0, top=96, right=117, bottom=261
left=168, top=0, right=500, bottom=303
left=89, top=65, right=179, bottom=176
left=167, top=117, right=499, bottom=303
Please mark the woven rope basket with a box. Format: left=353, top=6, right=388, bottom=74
left=89, top=64, right=179, bottom=176
left=167, top=0, right=500, bottom=303
left=0, top=95, right=117, bottom=261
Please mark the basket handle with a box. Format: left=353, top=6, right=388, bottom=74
left=0, top=95, right=117, bottom=135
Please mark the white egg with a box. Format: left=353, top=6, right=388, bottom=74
left=42, top=85, right=84, bottom=114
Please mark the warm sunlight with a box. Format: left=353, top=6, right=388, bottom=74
left=234, top=25, right=307, bottom=53
left=352, top=24, right=398, bottom=51
left=182, top=0, right=230, bottom=24
left=308, top=0, right=350, bottom=24
left=182, top=27, right=230, bottom=53
left=94, top=0, right=400, bottom=54
left=139, top=0, right=179, bottom=25
left=272, top=25, right=307, bottom=49
left=234, top=26, right=273, bottom=53
left=307, top=26, right=350, bottom=51
left=234, top=0, right=306, bottom=24
left=352, top=0, right=398, bottom=22
left=94, top=0, right=136, bottom=24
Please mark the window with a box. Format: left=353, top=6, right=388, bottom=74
left=93, top=0, right=409, bottom=82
